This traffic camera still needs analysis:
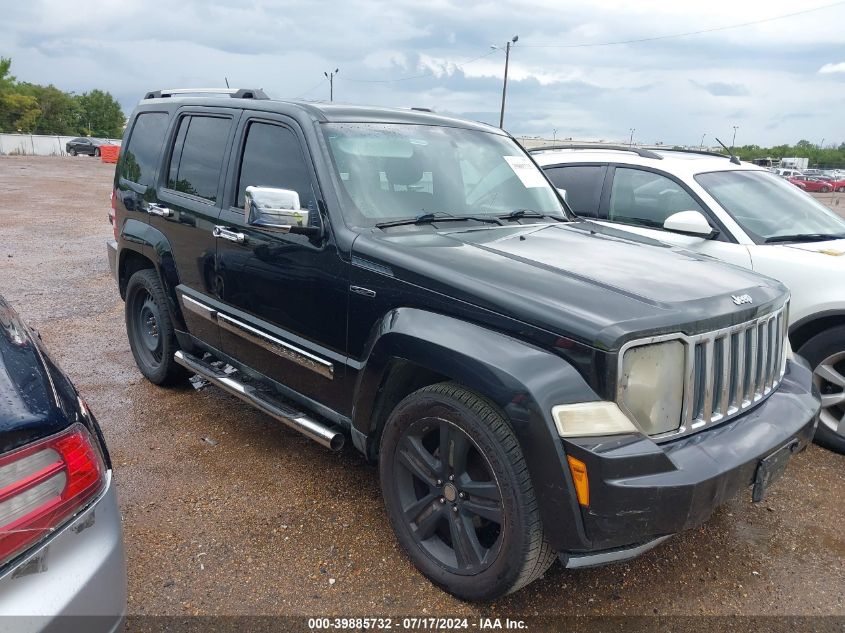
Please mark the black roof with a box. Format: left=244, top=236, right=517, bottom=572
left=138, top=93, right=503, bottom=134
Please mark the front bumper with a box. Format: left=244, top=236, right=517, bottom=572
left=558, top=357, right=820, bottom=561
left=0, top=472, right=127, bottom=633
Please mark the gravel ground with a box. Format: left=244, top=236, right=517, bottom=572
left=0, top=155, right=843, bottom=617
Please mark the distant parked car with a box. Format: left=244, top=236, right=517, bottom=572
left=533, top=145, right=845, bottom=454
left=818, top=177, right=845, bottom=192
left=789, top=176, right=832, bottom=193
left=774, top=168, right=803, bottom=178
left=65, top=137, right=106, bottom=157
left=0, top=295, right=126, bottom=630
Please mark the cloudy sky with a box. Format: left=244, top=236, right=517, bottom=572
left=3, top=0, right=844, bottom=145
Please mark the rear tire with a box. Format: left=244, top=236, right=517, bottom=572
left=93, top=148, right=100, bottom=157
left=379, top=382, right=555, bottom=601
left=837, top=186, right=845, bottom=193
left=125, top=269, right=186, bottom=386
left=821, top=185, right=831, bottom=193
left=69, top=148, right=77, bottom=156
left=797, top=325, right=845, bottom=454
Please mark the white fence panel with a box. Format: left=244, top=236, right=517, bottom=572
left=0, top=134, right=121, bottom=156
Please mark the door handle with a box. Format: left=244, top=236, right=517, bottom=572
left=213, top=226, right=246, bottom=244
left=147, top=203, right=173, bottom=218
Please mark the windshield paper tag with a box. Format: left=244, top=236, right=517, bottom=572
left=504, top=156, right=548, bottom=188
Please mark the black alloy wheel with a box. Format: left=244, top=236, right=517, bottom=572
left=380, top=382, right=555, bottom=601
left=393, top=416, right=504, bottom=575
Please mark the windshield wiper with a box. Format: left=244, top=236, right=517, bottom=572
left=499, top=209, right=566, bottom=222
left=375, top=212, right=503, bottom=229
left=764, top=233, right=845, bottom=244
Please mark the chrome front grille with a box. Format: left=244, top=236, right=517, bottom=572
left=621, top=302, right=789, bottom=440
left=684, top=304, right=788, bottom=433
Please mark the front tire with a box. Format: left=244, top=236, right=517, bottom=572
left=93, top=148, right=100, bottom=157
left=69, top=148, right=77, bottom=156
left=821, top=185, right=831, bottom=193
left=797, top=325, right=845, bottom=454
left=837, top=186, right=845, bottom=193
left=379, top=382, right=555, bottom=601
left=125, top=269, right=186, bottom=386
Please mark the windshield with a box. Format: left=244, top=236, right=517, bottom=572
left=695, top=170, right=845, bottom=242
left=322, top=123, right=567, bottom=227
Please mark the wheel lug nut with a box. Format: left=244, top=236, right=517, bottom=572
left=436, top=479, right=443, bottom=486
left=458, top=492, right=465, bottom=499
left=452, top=505, right=459, bottom=513
left=448, top=475, right=454, bottom=482
left=439, top=497, right=445, bottom=504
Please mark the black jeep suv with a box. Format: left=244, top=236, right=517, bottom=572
left=106, top=88, right=820, bottom=601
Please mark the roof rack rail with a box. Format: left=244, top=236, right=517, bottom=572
left=143, top=88, right=269, bottom=100
left=646, top=147, right=730, bottom=159
left=526, top=143, right=663, bottom=160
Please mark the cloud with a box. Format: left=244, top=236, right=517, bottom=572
left=819, top=62, right=845, bottom=74
left=691, top=81, right=749, bottom=97
left=2, top=0, right=844, bottom=145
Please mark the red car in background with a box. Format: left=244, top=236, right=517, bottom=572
left=820, top=177, right=845, bottom=192
left=788, top=176, right=833, bottom=192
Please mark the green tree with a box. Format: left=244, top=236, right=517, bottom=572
left=75, top=89, right=126, bottom=138
left=16, top=83, right=80, bottom=134
left=0, top=57, right=15, bottom=94
left=0, top=93, right=40, bottom=132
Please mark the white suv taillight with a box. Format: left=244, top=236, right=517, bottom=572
left=0, top=424, right=106, bottom=567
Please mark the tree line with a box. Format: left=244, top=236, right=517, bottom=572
left=731, top=139, right=845, bottom=169
left=0, top=57, right=126, bottom=138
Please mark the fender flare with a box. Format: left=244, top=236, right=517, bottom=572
left=119, top=219, right=186, bottom=329
left=789, top=309, right=845, bottom=351
left=352, top=307, right=594, bottom=550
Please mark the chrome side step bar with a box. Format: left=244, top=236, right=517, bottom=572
left=174, top=351, right=345, bottom=451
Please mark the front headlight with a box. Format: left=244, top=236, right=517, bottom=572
left=620, top=340, right=685, bottom=435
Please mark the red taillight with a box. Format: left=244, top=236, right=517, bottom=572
left=110, top=188, right=119, bottom=241
left=0, top=424, right=105, bottom=567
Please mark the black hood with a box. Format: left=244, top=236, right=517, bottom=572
left=352, top=220, right=787, bottom=350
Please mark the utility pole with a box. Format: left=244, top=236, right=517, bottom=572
left=552, top=128, right=557, bottom=142
left=324, top=68, right=339, bottom=101
left=493, top=35, right=518, bottom=129
left=700, top=133, right=706, bottom=149
left=731, top=125, right=739, bottom=148
left=629, top=128, right=635, bottom=147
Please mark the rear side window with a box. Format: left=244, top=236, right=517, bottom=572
left=236, top=122, right=315, bottom=209
left=120, top=112, right=169, bottom=187
left=544, top=165, right=606, bottom=217
left=167, top=115, right=231, bottom=202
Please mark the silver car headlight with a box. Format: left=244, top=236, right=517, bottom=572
left=619, top=340, right=685, bottom=435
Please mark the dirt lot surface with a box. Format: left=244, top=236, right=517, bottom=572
left=1, top=155, right=843, bottom=617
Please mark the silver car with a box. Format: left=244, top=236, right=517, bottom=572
left=0, top=295, right=126, bottom=633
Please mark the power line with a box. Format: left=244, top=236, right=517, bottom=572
left=340, top=48, right=500, bottom=83
left=293, top=77, right=327, bottom=99
left=521, top=1, right=845, bottom=48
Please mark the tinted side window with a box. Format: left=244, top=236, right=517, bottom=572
left=167, top=116, right=231, bottom=202
left=609, top=167, right=704, bottom=229
left=236, top=122, right=315, bottom=209
left=119, top=112, right=168, bottom=187
left=544, top=165, right=606, bottom=217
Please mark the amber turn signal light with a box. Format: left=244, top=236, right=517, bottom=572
left=566, top=455, right=589, bottom=507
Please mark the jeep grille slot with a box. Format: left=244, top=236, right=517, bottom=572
left=620, top=301, right=790, bottom=441
left=689, top=303, right=788, bottom=433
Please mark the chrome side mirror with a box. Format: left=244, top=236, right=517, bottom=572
left=662, top=210, right=719, bottom=239
left=244, top=186, right=319, bottom=236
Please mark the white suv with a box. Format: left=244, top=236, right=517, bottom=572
left=532, top=145, right=845, bottom=453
